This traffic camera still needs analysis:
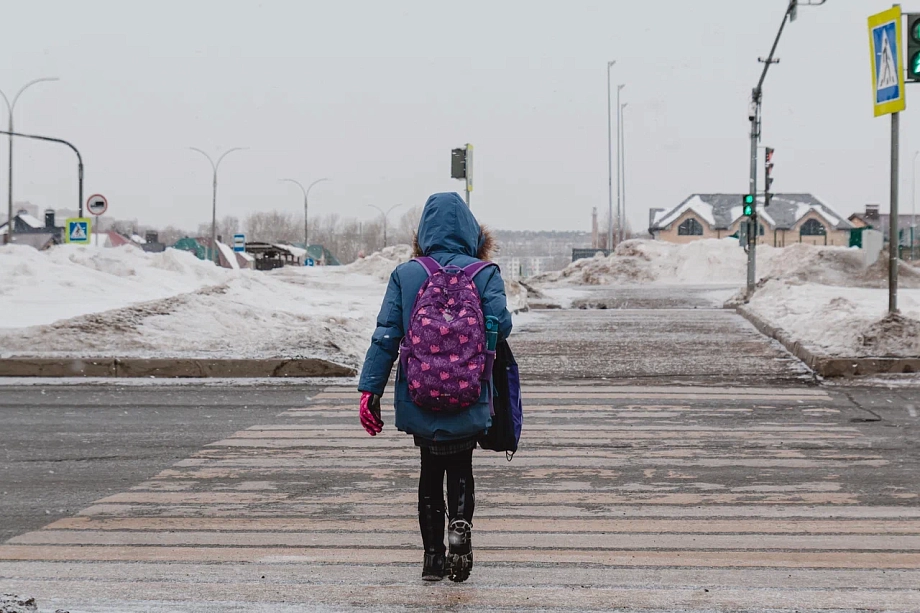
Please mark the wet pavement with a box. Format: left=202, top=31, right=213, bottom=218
left=1, top=285, right=919, bottom=612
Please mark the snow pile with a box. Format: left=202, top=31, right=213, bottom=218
left=533, top=239, right=749, bottom=286
left=344, top=245, right=413, bottom=281
left=0, top=244, right=232, bottom=328
left=1, top=243, right=526, bottom=367
left=0, top=263, right=384, bottom=366
left=746, top=280, right=920, bottom=357
left=533, top=238, right=920, bottom=290
left=505, top=279, right=528, bottom=313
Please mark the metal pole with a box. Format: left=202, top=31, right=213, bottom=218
left=0, top=78, right=58, bottom=244
left=211, top=168, right=218, bottom=263
left=606, top=60, right=615, bottom=251
left=616, top=84, right=625, bottom=248
left=890, top=111, right=900, bottom=314
left=746, top=91, right=760, bottom=298
left=620, top=102, right=628, bottom=243
left=367, top=204, right=401, bottom=250
left=305, top=178, right=329, bottom=248
left=0, top=129, right=82, bottom=221
left=190, top=147, right=245, bottom=264
left=912, top=150, right=918, bottom=260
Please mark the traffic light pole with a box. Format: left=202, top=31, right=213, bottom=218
left=746, top=93, right=760, bottom=297
left=745, top=0, right=808, bottom=299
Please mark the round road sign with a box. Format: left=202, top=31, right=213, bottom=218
left=86, top=194, right=108, bottom=216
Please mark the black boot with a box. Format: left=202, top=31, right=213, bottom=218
left=447, top=518, right=472, bottom=583
left=419, top=498, right=446, bottom=581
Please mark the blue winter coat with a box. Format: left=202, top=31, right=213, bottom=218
left=358, top=192, right=513, bottom=441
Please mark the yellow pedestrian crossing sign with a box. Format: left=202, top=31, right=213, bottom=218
left=869, top=6, right=906, bottom=117
left=65, top=218, right=92, bottom=244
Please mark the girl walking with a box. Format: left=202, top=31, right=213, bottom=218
left=358, top=192, right=512, bottom=582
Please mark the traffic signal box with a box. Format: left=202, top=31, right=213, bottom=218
left=908, top=14, right=920, bottom=82
left=743, top=194, right=754, bottom=217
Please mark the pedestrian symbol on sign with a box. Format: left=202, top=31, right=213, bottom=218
left=65, top=218, right=92, bottom=244
left=877, top=28, right=899, bottom=90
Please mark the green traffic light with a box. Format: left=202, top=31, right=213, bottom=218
left=743, top=204, right=753, bottom=217
left=913, top=20, right=920, bottom=43
left=912, top=52, right=920, bottom=77
left=743, top=194, right=754, bottom=204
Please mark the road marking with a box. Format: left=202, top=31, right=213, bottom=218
left=3, top=383, right=918, bottom=610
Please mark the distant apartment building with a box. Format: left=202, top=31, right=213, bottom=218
left=493, top=256, right=552, bottom=280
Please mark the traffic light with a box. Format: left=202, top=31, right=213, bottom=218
left=451, top=148, right=467, bottom=179
left=743, top=194, right=754, bottom=217
left=764, top=147, right=775, bottom=207
left=908, top=14, right=920, bottom=82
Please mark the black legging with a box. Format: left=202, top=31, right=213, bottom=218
left=418, top=447, right=475, bottom=523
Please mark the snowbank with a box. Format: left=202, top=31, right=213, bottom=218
left=746, top=280, right=920, bottom=358
left=344, top=245, right=413, bottom=281
left=532, top=239, right=749, bottom=286
left=0, top=243, right=526, bottom=367
left=533, top=239, right=919, bottom=290
left=0, top=244, right=232, bottom=328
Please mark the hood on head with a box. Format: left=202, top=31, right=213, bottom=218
left=414, top=192, right=485, bottom=258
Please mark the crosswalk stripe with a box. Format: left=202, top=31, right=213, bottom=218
left=4, top=383, right=917, bottom=610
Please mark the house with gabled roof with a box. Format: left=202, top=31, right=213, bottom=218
left=648, top=193, right=854, bottom=247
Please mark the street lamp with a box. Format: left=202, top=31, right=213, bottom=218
left=606, top=60, right=616, bottom=251
left=0, top=77, right=58, bottom=244
left=616, top=84, right=626, bottom=247
left=280, top=177, right=328, bottom=249
left=367, top=204, right=402, bottom=248
left=620, top=102, right=628, bottom=243
left=189, top=147, right=246, bottom=264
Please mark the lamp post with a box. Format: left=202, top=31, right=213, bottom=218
left=620, top=102, right=628, bottom=243
left=367, top=204, right=402, bottom=248
left=189, top=147, right=246, bottom=264
left=281, top=177, right=328, bottom=249
left=606, top=60, right=616, bottom=251
left=0, top=77, right=58, bottom=244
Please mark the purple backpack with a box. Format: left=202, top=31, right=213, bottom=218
left=399, top=257, right=496, bottom=412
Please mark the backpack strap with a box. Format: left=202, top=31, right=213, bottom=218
left=462, top=260, right=497, bottom=280
left=414, top=257, right=442, bottom=277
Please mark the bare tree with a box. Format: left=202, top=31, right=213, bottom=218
left=392, top=206, right=422, bottom=246
left=245, top=211, right=302, bottom=244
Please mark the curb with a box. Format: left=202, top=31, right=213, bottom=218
left=0, top=358, right=357, bottom=378
left=736, top=306, right=920, bottom=378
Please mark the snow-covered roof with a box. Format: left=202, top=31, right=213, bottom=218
left=216, top=241, right=239, bottom=270
left=18, top=213, right=42, bottom=229
left=130, top=234, right=147, bottom=244
left=650, top=194, right=853, bottom=231
left=654, top=195, right=715, bottom=228
left=275, top=243, right=307, bottom=258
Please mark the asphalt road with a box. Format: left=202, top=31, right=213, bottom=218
left=1, top=285, right=919, bottom=612
left=0, top=386, right=320, bottom=544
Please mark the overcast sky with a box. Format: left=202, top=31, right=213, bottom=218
left=1, top=0, right=915, bottom=234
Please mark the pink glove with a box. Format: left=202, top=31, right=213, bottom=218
left=360, top=391, right=384, bottom=436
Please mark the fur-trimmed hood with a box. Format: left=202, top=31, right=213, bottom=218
left=411, top=192, right=495, bottom=260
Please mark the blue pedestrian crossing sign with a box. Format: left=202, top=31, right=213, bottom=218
left=65, top=218, right=92, bottom=245
left=305, top=258, right=315, bottom=267
left=868, top=6, right=906, bottom=117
